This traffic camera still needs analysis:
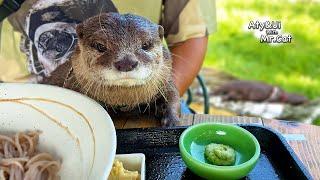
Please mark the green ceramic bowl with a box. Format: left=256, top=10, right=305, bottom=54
left=179, top=123, right=260, bottom=180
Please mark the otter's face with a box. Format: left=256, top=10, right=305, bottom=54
left=75, top=13, right=166, bottom=87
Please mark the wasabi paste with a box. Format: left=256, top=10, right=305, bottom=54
left=204, top=143, right=236, bottom=166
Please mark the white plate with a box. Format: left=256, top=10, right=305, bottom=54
left=0, top=83, right=116, bottom=180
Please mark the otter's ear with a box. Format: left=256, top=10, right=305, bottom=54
left=158, top=25, right=164, bottom=40
left=76, top=23, right=84, bottom=39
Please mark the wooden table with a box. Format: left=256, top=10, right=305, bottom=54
left=114, top=114, right=320, bottom=179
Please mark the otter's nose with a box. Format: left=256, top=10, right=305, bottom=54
left=114, top=58, right=138, bottom=72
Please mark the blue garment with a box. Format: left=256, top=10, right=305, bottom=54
left=180, top=100, right=193, bottom=114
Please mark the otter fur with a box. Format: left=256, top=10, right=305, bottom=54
left=41, top=13, right=180, bottom=126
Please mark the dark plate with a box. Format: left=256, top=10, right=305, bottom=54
left=116, top=124, right=312, bottom=180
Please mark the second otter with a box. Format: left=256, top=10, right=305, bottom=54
left=42, top=13, right=180, bottom=126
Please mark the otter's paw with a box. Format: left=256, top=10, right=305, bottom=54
left=161, top=114, right=180, bottom=127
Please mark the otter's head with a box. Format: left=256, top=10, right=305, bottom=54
left=74, top=12, right=167, bottom=87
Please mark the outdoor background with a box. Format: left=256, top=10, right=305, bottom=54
left=204, top=0, right=320, bottom=100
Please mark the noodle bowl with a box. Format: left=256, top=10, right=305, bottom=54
left=0, top=131, right=61, bottom=180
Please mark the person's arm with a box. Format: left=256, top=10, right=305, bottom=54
left=170, top=36, right=208, bottom=96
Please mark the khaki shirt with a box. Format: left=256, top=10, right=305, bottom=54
left=0, top=0, right=216, bottom=82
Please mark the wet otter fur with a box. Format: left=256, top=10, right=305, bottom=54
left=42, top=13, right=180, bottom=126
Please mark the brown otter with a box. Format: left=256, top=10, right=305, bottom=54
left=214, top=80, right=308, bottom=105
left=41, top=13, right=180, bottom=126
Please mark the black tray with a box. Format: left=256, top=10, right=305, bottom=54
left=116, top=125, right=312, bottom=180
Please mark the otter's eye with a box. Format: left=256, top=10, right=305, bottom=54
left=92, top=42, right=107, bottom=53
left=142, top=42, right=153, bottom=51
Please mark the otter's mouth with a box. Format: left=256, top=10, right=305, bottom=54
left=111, top=78, right=149, bottom=86
left=101, top=66, right=153, bottom=87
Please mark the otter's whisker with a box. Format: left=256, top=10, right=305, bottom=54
left=170, top=53, right=193, bottom=65
left=110, top=106, right=117, bottom=114
left=154, top=99, right=157, bottom=116
left=98, top=4, right=109, bottom=39
left=142, top=102, right=150, bottom=115
left=85, top=80, right=95, bottom=95
left=93, top=81, right=102, bottom=99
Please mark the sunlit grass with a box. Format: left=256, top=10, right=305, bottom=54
left=204, top=0, right=320, bottom=100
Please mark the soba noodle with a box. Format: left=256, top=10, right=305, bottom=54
left=0, top=131, right=61, bottom=180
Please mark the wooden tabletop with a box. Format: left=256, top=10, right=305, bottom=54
left=114, top=114, right=320, bottom=179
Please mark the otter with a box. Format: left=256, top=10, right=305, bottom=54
left=41, top=13, right=180, bottom=126
left=214, top=80, right=308, bottom=105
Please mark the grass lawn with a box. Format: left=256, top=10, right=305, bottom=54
left=204, top=0, right=320, bottom=100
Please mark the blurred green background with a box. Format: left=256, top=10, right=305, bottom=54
left=204, top=0, right=320, bottom=100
